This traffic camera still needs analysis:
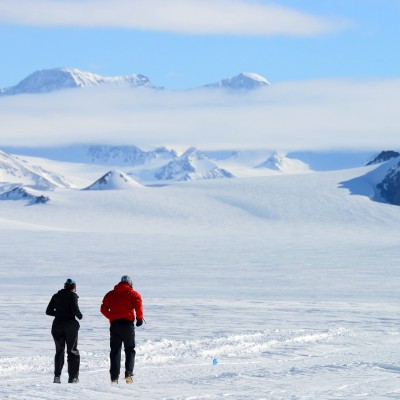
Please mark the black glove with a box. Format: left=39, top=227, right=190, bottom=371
left=136, top=319, right=143, bottom=327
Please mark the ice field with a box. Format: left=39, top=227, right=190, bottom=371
left=1, top=166, right=400, bottom=399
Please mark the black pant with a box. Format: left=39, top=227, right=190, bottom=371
left=109, top=319, right=136, bottom=380
left=51, top=319, right=80, bottom=379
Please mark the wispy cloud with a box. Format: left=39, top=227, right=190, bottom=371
left=0, top=78, right=399, bottom=151
left=0, top=0, right=349, bottom=36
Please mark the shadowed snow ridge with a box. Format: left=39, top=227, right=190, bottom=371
left=1, top=186, right=50, bottom=204
left=366, top=150, right=400, bottom=166
left=376, top=158, right=400, bottom=205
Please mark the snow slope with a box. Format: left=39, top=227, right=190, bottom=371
left=0, top=165, right=400, bottom=399
left=0, top=149, right=74, bottom=189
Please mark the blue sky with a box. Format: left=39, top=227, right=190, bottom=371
left=0, top=0, right=399, bottom=151
left=0, top=0, right=399, bottom=89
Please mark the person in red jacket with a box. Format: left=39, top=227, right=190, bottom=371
left=100, top=275, right=144, bottom=384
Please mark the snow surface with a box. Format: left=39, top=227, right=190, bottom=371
left=0, top=163, right=400, bottom=399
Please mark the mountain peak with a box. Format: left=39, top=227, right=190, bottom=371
left=155, top=147, right=234, bottom=181
left=1, top=68, right=155, bottom=95
left=180, top=147, right=207, bottom=160
left=84, top=169, right=142, bottom=190
left=256, top=153, right=310, bottom=173
left=205, top=72, right=270, bottom=90
left=238, top=72, right=269, bottom=84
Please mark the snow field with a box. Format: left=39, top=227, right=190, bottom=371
left=0, top=297, right=399, bottom=398
left=1, top=167, right=400, bottom=398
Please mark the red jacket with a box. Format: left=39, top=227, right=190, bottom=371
left=100, top=282, right=143, bottom=323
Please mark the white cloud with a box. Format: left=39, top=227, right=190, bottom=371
left=0, top=78, right=399, bottom=151
left=0, top=0, right=349, bottom=36
left=0, top=79, right=400, bottom=150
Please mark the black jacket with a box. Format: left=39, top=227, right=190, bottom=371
left=46, top=289, right=83, bottom=321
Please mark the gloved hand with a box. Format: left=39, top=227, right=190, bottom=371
left=136, top=319, right=143, bottom=327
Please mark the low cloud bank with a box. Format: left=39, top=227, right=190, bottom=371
left=0, top=0, right=349, bottom=36
left=0, top=78, right=399, bottom=151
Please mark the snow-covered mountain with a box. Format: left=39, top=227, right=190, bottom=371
left=0, top=68, right=155, bottom=95
left=84, top=169, right=142, bottom=190
left=0, top=149, right=73, bottom=189
left=155, top=147, right=234, bottom=181
left=0, top=68, right=271, bottom=94
left=256, top=153, right=310, bottom=173
left=376, top=158, right=400, bottom=205
left=87, top=145, right=177, bottom=166
left=204, top=72, right=270, bottom=90
left=0, top=186, right=50, bottom=204
left=366, top=150, right=400, bottom=166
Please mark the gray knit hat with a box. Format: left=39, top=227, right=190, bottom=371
left=121, top=275, right=133, bottom=287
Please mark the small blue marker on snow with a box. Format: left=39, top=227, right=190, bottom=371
left=212, top=357, right=218, bottom=366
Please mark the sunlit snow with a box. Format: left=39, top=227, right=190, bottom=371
left=0, top=156, right=399, bottom=399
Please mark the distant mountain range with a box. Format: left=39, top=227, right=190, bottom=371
left=0, top=145, right=313, bottom=194
left=0, top=68, right=270, bottom=95
left=1, top=145, right=400, bottom=208
left=87, top=145, right=177, bottom=167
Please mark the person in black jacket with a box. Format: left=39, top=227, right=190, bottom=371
left=46, top=278, right=82, bottom=384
